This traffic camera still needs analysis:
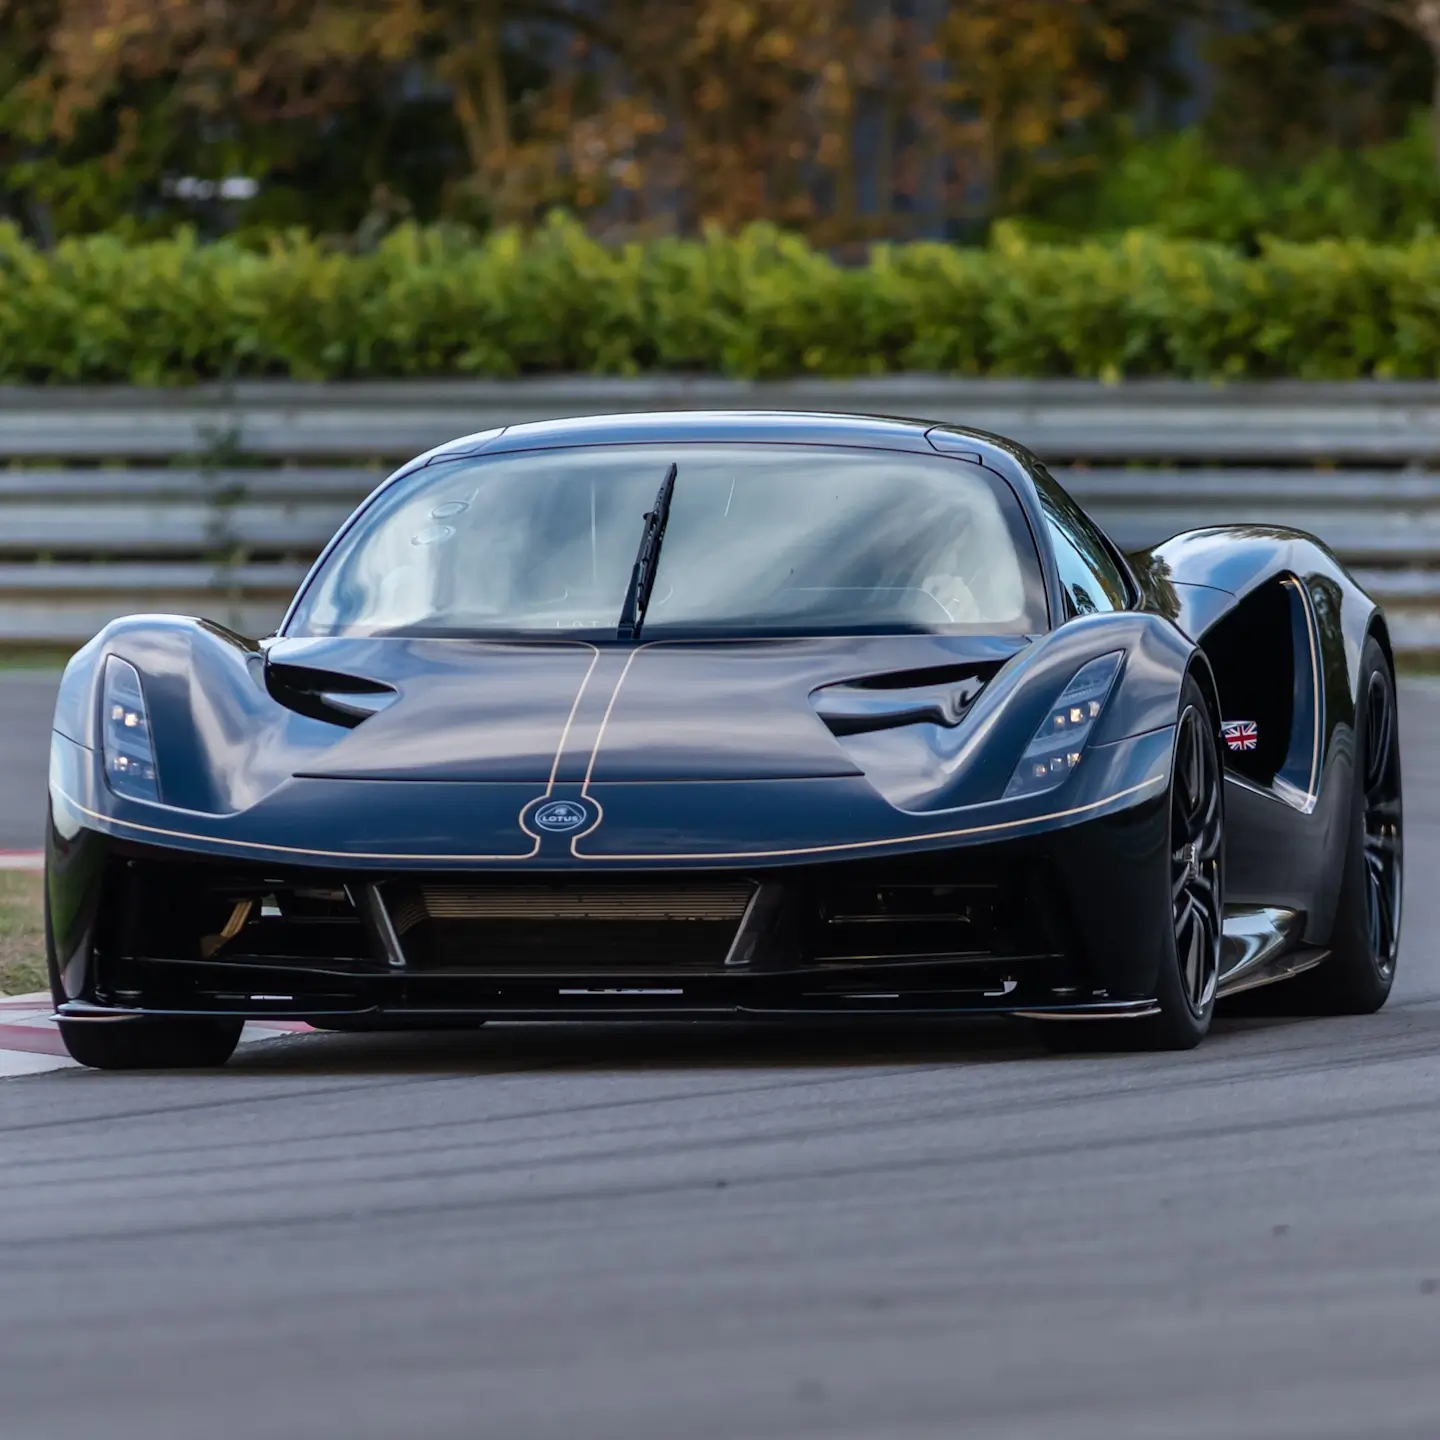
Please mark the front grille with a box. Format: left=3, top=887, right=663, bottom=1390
left=384, top=877, right=756, bottom=972
left=391, top=880, right=754, bottom=931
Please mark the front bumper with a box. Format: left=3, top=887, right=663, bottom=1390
left=47, top=769, right=1175, bottom=1026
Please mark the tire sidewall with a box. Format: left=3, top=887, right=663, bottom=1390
left=1152, top=675, right=1225, bottom=1048
left=1326, top=637, right=1401, bottom=1009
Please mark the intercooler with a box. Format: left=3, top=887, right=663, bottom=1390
left=377, top=877, right=759, bottom=972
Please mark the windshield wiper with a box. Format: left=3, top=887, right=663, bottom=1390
left=617, top=462, right=678, bottom=640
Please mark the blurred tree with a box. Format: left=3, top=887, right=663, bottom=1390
left=562, top=0, right=1191, bottom=238
left=1200, top=2, right=1429, bottom=163
left=937, top=0, right=1191, bottom=222
left=0, top=0, right=61, bottom=238
left=0, top=0, right=474, bottom=235
left=1347, top=2, right=1440, bottom=171
left=6, top=0, right=1427, bottom=244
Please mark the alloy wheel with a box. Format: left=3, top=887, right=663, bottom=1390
left=1360, top=671, right=1403, bottom=978
left=1171, top=704, right=1223, bottom=1017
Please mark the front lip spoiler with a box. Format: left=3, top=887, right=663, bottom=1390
left=1010, top=999, right=1160, bottom=1021
left=53, top=1001, right=151, bottom=1024
left=55, top=996, right=1163, bottom=1024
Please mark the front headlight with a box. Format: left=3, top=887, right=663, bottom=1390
left=1004, top=652, right=1123, bottom=800
left=102, top=656, right=161, bottom=802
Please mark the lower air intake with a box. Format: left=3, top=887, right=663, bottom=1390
left=383, top=878, right=756, bottom=972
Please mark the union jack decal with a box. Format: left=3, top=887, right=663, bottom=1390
left=1223, top=720, right=1258, bottom=752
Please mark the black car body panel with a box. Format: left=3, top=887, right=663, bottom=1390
left=46, top=411, right=1391, bottom=1027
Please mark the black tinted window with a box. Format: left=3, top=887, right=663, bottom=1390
left=1033, top=466, right=1131, bottom=617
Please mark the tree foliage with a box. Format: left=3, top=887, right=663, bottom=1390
left=0, top=0, right=1198, bottom=241
left=1, top=1, right=1438, bottom=244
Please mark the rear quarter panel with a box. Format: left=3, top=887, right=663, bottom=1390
left=1141, top=526, right=1385, bottom=944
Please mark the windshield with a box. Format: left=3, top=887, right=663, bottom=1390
left=286, top=443, right=1048, bottom=639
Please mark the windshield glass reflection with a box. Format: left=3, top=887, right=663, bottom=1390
left=287, top=444, right=1046, bottom=639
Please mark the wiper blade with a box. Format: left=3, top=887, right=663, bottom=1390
left=617, top=462, right=678, bottom=640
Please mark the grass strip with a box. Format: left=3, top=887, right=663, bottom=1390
left=0, top=648, right=73, bottom=672
left=0, top=871, right=45, bottom=997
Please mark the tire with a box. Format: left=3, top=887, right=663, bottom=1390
left=1289, top=636, right=1402, bottom=1015
left=57, top=1017, right=244, bottom=1071
left=45, top=862, right=243, bottom=1070
left=1038, top=673, right=1224, bottom=1054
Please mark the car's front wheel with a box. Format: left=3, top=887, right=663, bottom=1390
left=1143, top=679, right=1225, bottom=1049
left=1039, top=673, right=1224, bottom=1054
left=46, top=868, right=245, bottom=1071
left=57, top=1017, right=243, bottom=1071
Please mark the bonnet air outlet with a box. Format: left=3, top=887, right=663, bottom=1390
left=810, top=662, right=1001, bottom=737
left=265, top=662, right=398, bottom=729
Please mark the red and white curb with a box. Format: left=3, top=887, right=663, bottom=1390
left=0, top=995, right=312, bottom=1076
left=0, top=850, right=43, bottom=872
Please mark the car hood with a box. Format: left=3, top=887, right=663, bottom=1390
left=264, top=634, right=1029, bottom=790
left=57, top=612, right=1193, bottom=865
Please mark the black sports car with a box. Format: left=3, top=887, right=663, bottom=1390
left=44, top=411, right=1403, bottom=1067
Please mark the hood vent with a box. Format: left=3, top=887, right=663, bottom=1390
left=811, top=662, right=1001, bottom=738
left=266, top=662, right=398, bottom=730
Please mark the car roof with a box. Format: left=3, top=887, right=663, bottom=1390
left=413, top=410, right=1020, bottom=465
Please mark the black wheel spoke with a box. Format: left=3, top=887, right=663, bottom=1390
left=1184, top=922, right=1203, bottom=1006
left=1364, top=858, right=1385, bottom=899
left=1170, top=702, right=1222, bottom=1020
left=1376, top=873, right=1396, bottom=942
left=1192, top=906, right=1216, bottom=1008
left=1357, top=669, right=1402, bottom=978
left=1199, top=766, right=1222, bottom=828
left=1180, top=714, right=1201, bottom=817
left=1366, top=684, right=1393, bottom=791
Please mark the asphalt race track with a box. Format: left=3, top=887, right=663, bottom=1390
left=0, top=669, right=58, bottom=850
left=2, top=674, right=1440, bottom=1440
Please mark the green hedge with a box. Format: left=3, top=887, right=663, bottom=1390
left=1015, top=120, right=1440, bottom=251
left=4, top=215, right=1440, bottom=382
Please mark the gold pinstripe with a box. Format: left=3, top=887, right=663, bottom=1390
left=545, top=643, right=602, bottom=792
left=53, top=773, right=1166, bottom=866
left=567, top=774, right=1167, bottom=863
left=62, top=634, right=1168, bottom=865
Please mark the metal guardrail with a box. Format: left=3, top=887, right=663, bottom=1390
left=4, top=379, right=1440, bottom=650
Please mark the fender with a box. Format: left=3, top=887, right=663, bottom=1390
left=1136, top=524, right=1383, bottom=945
